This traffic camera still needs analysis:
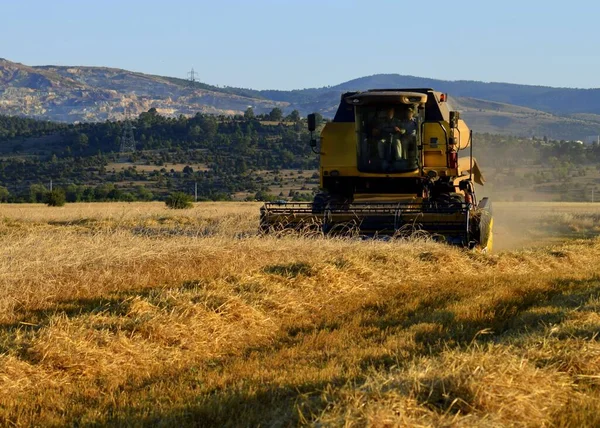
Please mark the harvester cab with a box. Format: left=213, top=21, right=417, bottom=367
left=260, top=88, right=493, bottom=251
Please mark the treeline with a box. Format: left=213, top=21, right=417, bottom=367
left=6, top=111, right=600, bottom=204
left=0, top=109, right=320, bottom=201
left=8, top=182, right=311, bottom=204
left=0, top=115, right=68, bottom=141
left=0, top=151, right=278, bottom=202
left=26, top=183, right=153, bottom=203
left=3, top=108, right=318, bottom=169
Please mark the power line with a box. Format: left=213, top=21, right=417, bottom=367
left=119, top=108, right=136, bottom=154
left=187, top=67, right=198, bottom=87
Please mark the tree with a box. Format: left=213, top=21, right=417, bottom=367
left=135, top=185, right=153, bottom=201
left=29, top=184, right=47, bottom=203
left=0, top=186, right=10, bottom=202
left=44, top=189, right=66, bottom=207
left=75, top=133, right=89, bottom=151
left=313, top=112, right=324, bottom=127
left=165, top=192, right=193, bottom=209
left=244, top=107, right=255, bottom=120
left=254, top=190, right=276, bottom=201
left=287, top=109, right=301, bottom=122
left=65, top=184, right=83, bottom=202
left=200, top=116, right=218, bottom=139
left=268, top=108, right=283, bottom=122
left=189, top=125, right=202, bottom=138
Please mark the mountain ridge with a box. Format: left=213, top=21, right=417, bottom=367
left=0, top=58, right=285, bottom=122
left=2, top=58, right=600, bottom=139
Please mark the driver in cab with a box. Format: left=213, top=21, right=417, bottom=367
left=372, top=107, right=402, bottom=139
left=372, top=106, right=416, bottom=162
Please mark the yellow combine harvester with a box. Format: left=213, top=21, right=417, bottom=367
left=260, top=88, right=493, bottom=251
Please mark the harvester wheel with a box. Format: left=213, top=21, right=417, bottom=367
left=469, top=198, right=493, bottom=251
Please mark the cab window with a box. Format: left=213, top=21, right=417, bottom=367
left=355, top=105, right=420, bottom=173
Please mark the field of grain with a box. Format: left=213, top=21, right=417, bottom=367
left=1, top=202, right=600, bottom=426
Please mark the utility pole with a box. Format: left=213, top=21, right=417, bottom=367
left=187, top=68, right=198, bottom=87
left=49, top=179, right=52, bottom=192
left=120, top=108, right=136, bottom=154
left=195, top=181, right=198, bottom=202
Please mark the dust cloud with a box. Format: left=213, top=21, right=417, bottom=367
left=491, top=202, right=600, bottom=251
left=492, top=203, right=549, bottom=251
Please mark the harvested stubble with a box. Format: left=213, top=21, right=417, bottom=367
left=0, top=202, right=599, bottom=427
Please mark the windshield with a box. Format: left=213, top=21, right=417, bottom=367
left=355, top=104, right=421, bottom=173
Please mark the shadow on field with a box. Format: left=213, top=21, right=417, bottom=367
left=262, top=262, right=314, bottom=278
left=4, top=274, right=600, bottom=426
left=47, top=218, right=97, bottom=227
left=232, top=274, right=600, bottom=374
left=359, top=276, right=600, bottom=355
left=255, top=274, right=600, bottom=372
left=117, top=378, right=346, bottom=428
left=96, top=276, right=600, bottom=426
left=0, top=280, right=207, bottom=341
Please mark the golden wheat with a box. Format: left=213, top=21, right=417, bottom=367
left=0, top=202, right=599, bottom=426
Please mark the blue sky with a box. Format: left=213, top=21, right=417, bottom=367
left=2, top=0, right=598, bottom=90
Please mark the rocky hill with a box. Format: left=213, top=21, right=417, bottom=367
left=2, top=58, right=600, bottom=139
left=0, top=58, right=286, bottom=122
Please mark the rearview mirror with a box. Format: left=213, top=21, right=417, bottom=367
left=307, top=113, right=316, bottom=132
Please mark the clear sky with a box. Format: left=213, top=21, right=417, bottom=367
left=2, top=0, right=598, bottom=90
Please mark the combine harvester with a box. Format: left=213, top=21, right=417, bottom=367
left=260, top=89, right=493, bottom=251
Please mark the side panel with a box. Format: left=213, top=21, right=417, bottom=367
left=422, top=121, right=449, bottom=168
left=320, top=122, right=357, bottom=180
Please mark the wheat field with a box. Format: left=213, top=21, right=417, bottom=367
left=1, top=202, right=599, bottom=426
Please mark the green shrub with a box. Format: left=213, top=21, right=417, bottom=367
left=254, top=190, right=276, bottom=202
left=165, top=192, right=193, bottom=209
left=44, top=189, right=66, bottom=207
left=0, top=186, right=10, bottom=203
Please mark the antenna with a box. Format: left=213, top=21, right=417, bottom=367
left=120, top=108, right=136, bottom=153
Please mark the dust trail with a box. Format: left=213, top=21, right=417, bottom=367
left=492, top=202, right=600, bottom=251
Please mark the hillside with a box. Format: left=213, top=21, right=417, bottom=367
left=450, top=97, right=600, bottom=139
left=0, top=58, right=286, bottom=122
left=257, top=76, right=600, bottom=139
left=309, top=74, right=600, bottom=115
left=3, top=59, right=600, bottom=138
